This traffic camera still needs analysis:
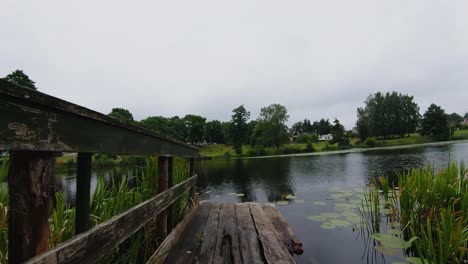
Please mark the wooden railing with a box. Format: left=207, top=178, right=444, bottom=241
left=0, top=79, right=199, bottom=263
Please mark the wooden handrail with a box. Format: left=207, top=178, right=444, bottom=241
left=0, top=79, right=199, bottom=157
left=25, top=175, right=197, bottom=264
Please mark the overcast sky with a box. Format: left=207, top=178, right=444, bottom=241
left=1, top=1, right=467, bottom=129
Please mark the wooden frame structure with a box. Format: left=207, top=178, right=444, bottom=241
left=0, top=79, right=199, bottom=263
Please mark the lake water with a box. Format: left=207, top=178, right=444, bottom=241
left=195, top=142, right=468, bottom=264
left=54, top=142, right=468, bottom=263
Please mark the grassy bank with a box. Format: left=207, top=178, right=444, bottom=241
left=201, top=130, right=468, bottom=159
left=362, top=162, right=468, bottom=263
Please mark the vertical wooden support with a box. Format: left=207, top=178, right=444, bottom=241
left=167, top=157, right=174, bottom=233
left=157, top=156, right=169, bottom=238
left=189, top=158, right=198, bottom=205
left=75, top=153, right=92, bottom=234
left=8, top=151, right=54, bottom=263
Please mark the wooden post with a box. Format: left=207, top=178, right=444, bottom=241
left=167, top=157, right=174, bottom=233
left=189, top=158, right=198, bottom=205
left=157, top=156, right=169, bottom=238
left=8, top=151, right=54, bottom=263
left=75, top=153, right=92, bottom=234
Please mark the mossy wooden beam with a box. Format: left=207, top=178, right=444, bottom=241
left=0, top=79, right=199, bottom=157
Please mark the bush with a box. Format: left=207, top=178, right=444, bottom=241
left=224, top=151, right=231, bottom=159
left=305, top=141, right=315, bottom=153
left=364, top=137, right=377, bottom=147
left=296, top=133, right=318, bottom=143
left=248, top=147, right=267, bottom=157
left=323, top=143, right=338, bottom=151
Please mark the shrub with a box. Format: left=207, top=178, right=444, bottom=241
left=364, top=137, right=377, bottom=147
left=305, top=141, right=315, bottom=153
left=296, top=133, right=318, bottom=143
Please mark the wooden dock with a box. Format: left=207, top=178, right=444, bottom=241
left=151, top=202, right=303, bottom=264
left=0, top=80, right=302, bottom=264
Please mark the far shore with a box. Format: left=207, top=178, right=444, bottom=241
left=236, top=139, right=468, bottom=160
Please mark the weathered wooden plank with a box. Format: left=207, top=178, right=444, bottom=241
left=146, top=203, right=200, bottom=264
left=0, top=79, right=199, bottom=157
left=165, top=202, right=212, bottom=264
left=234, top=203, right=263, bottom=264
left=191, top=202, right=221, bottom=264
left=75, top=153, right=92, bottom=234
left=214, top=203, right=241, bottom=264
left=262, top=204, right=303, bottom=256
left=248, top=203, right=295, bottom=264
left=8, top=151, right=54, bottom=263
left=157, top=157, right=170, bottom=238
left=167, top=157, right=174, bottom=232
left=25, top=176, right=197, bottom=264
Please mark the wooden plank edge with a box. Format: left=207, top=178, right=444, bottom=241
left=146, top=203, right=200, bottom=264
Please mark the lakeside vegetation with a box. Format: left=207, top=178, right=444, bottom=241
left=0, top=157, right=192, bottom=263
left=361, top=162, right=468, bottom=263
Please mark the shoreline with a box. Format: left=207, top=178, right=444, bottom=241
left=234, top=139, right=468, bottom=160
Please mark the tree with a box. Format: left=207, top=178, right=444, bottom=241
left=464, top=112, right=468, bottom=119
left=330, top=119, right=350, bottom=147
left=356, top=92, right=420, bottom=139
left=448, top=113, right=463, bottom=129
left=317, top=119, right=332, bottom=135
left=420, top=104, right=451, bottom=141
left=230, top=105, right=250, bottom=154
left=108, top=108, right=134, bottom=123
left=183, top=114, right=206, bottom=145
left=3, top=70, right=37, bottom=89
left=252, top=104, right=290, bottom=149
left=206, top=120, right=225, bottom=144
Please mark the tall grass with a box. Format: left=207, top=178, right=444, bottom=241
left=0, top=156, right=192, bottom=264
left=364, top=162, right=468, bottom=263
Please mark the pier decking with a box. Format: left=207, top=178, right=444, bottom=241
left=161, top=202, right=302, bottom=264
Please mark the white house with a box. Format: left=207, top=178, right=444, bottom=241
left=319, top=134, right=333, bottom=141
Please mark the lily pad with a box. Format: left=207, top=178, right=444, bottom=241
left=320, top=222, right=337, bottom=229
left=236, top=193, right=245, bottom=197
left=228, top=192, right=236, bottom=196
left=374, top=245, right=399, bottom=255
left=307, top=215, right=328, bottom=221
left=335, top=203, right=358, bottom=209
left=276, top=201, right=289, bottom=206
left=405, top=257, right=427, bottom=264
left=313, top=201, right=326, bottom=205
left=320, top=213, right=341, bottom=219
left=285, top=194, right=296, bottom=200
left=329, top=219, right=351, bottom=227
left=295, top=199, right=305, bottom=203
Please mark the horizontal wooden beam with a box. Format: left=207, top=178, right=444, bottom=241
left=0, top=80, right=199, bottom=157
left=24, top=175, right=197, bottom=264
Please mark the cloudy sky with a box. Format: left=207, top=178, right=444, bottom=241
left=1, top=0, right=467, bottom=128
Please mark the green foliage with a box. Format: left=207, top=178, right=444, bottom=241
left=183, top=114, right=206, bottom=145
left=448, top=113, right=464, bottom=129
left=356, top=91, right=420, bottom=139
left=3, top=69, right=36, bottom=89
left=305, top=141, right=315, bottom=152
left=252, top=104, right=289, bottom=149
left=138, top=116, right=187, bottom=142
left=420, top=104, right=451, bottom=141
left=50, top=192, right=76, bottom=246
left=296, top=133, right=318, bottom=143
left=364, top=137, right=377, bottom=147
left=364, top=163, right=468, bottom=263
left=230, top=105, right=250, bottom=154
left=108, top=108, right=134, bottom=124
left=205, top=120, right=225, bottom=144
left=330, top=119, right=350, bottom=147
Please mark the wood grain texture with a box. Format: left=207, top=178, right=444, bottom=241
left=165, top=202, right=212, bottom=264
left=24, top=176, right=197, bottom=264
left=8, top=151, right=54, bottom=263
left=249, top=203, right=295, bottom=264
left=192, top=203, right=221, bottom=264
left=234, top=203, right=264, bottom=264
left=0, top=79, right=198, bottom=157
left=214, top=203, right=241, bottom=264
left=146, top=203, right=200, bottom=264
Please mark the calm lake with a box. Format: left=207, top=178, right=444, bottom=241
left=56, top=142, right=468, bottom=264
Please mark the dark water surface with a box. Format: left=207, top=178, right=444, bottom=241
left=195, top=143, right=468, bottom=264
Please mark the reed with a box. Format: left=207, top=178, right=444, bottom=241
left=364, top=162, right=468, bottom=263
